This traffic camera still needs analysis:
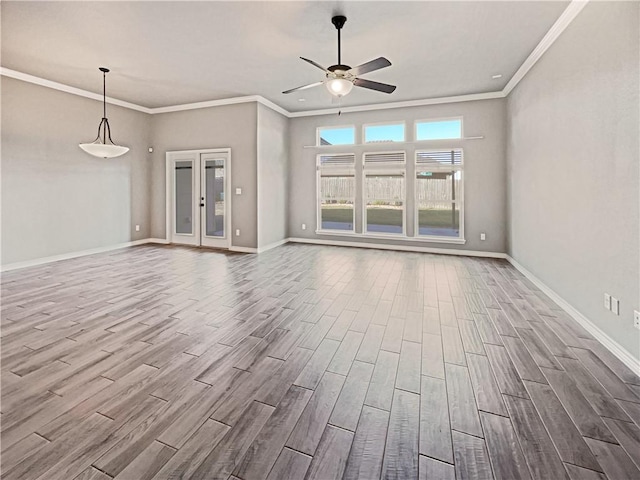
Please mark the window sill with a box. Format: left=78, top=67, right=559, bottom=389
left=315, top=230, right=466, bottom=245
left=304, top=138, right=484, bottom=149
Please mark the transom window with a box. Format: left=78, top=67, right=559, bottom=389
left=364, top=123, right=405, bottom=143
left=416, top=118, right=462, bottom=141
left=317, top=126, right=355, bottom=146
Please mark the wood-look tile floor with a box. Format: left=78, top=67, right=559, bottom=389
left=1, top=244, right=640, bottom=480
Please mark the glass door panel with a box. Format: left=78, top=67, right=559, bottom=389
left=175, top=160, right=194, bottom=235
left=205, top=159, right=225, bottom=237
left=200, top=153, right=229, bottom=248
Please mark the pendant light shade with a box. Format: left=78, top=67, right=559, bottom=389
left=79, top=67, right=129, bottom=159
left=79, top=142, right=130, bottom=158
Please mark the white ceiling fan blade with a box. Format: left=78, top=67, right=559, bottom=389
left=282, top=81, right=324, bottom=94
left=300, top=57, right=328, bottom=72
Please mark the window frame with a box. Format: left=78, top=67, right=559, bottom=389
left=316, top=153, right=356, bottom=234
left=362, top=121, right=406, bottom=144
left=362, top=150, right=407, bottom=237
left=414, top=116, right=464, bottom=142
left=414, top=148, right=465, bottom=243
left=316, top=125, right=357, bottom=147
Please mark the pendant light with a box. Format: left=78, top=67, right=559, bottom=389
left=79, top=67, right=129, bottom=158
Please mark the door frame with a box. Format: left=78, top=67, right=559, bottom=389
left=165, top=148, right=232, bottom=249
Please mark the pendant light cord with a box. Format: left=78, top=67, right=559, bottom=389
left=102, top=69, right=107, bottom=143
left=103, top=70, right=107, bottom=120
left=92, top=67, right=114, bottom=145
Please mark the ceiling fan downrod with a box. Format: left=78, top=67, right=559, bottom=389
left=332, top=15, right=347, bottom=66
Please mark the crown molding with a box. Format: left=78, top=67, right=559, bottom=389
left=503, top=0, right=588, bottom=96
left=287, top=91, right=506, bottom=118
left=1, top=1, right=587, bottom=118
left=0, top=66, right=504, bottom=119
left=0, top=67, right=154, bottom=114
left=150, top=96, right=262, bottom=114
left=255, top=97, right=290, bottom=118
left=1, top=67, right=292, bottom=118
left=151, top=95, right=289, bottom=117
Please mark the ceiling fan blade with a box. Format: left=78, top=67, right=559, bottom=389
left=300, top=57, right=328, bottom=72
left=282, top=81, right=324, bottom=94
left=348, top=57, right=391, bottom=76
left=353, top=78, right=396, bottom=94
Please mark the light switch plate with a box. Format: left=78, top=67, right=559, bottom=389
left=235, top=187, right=242, bottom=195
left=604, top=293, right=611, bottom=310
left=611, top=297, right=619, bottom=315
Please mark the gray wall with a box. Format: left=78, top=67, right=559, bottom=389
left=507, top=1, right=639, bottom=359
left=1, top=77, right=151, bottom=265
left=149, top=103, right=258, bottom=249
left=288, top=99, right=507, bottom=253
left=257, top=103, right=289, bottom=248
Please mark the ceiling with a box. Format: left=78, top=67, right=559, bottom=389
left=1, top=1, right=570, bottom=113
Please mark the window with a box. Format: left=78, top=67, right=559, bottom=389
left=364, top=151, right=406, bottom=235
left=364, top=123, right=405, bottom=143
left=317, top=126, right=355, bottom=146
left=314, top=119, right=466, bottom=244
left=317, top=154, right=355, bottom=232
left=415, top=149, right=463, bottom=239
left=416, top=119, right=462, bottom=141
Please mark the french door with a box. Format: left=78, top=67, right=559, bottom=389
left=167, top=149, right=230, bottom=249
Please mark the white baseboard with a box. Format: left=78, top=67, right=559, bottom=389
left=229, top=246, right=258, bottom=254
left=287, top=237, right=506, bottom=258
left=506, top=255, right=640, bottom=375
left=257, top=238, right=289, bottom=254
left=147, top=238, right=170, bottom=245
left=1, top=238, right=152, bottom=272
left=228, top=238, right=288, bottom=254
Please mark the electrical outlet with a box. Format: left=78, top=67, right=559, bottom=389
left=480, top=233, right=486, bottom=241
left=235, top=229, right=240, bottom=236
left=634, top=311, right=640, bottom=330
left=604, top=293, right=611, bottom=310
left=135, top=224, right=140, bottom=232
left=611, top=297, right=619, bottom=315
left=302, top=223, right=306, bottom=230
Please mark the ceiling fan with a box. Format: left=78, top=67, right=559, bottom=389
left=283, top=15, right=396, bottom=98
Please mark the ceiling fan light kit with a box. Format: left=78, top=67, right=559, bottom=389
left=326, top=77, right=353, bottom=97
left=283, top=15, right=396, bottom=99
left=79, top=67, right=130, bottom=159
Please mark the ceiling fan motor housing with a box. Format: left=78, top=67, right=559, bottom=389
left=328, top=65, right=352, bottom=73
